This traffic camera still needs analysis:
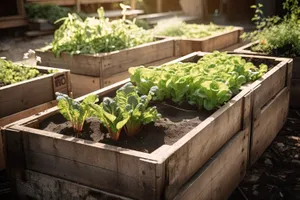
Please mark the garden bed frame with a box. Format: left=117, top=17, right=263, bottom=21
left=36, top=38, right=178, bottom=97
left=0, top=65, right=71, bottom=170
left=2, top=52, right=291, bottom=199
left=234, top=41, right=299, bottom=109
left=157, top=26, right=244, bottom=56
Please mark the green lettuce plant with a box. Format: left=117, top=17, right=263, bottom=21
left=129, top=52, right=268, bottom=110
left=0, top=58, right=40, bottom=86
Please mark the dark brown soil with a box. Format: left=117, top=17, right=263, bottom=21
left=229, top=110, right=300, bottom=200
left=40, top=101, right=213, bottom=153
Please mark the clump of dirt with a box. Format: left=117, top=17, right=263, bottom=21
left=40, top=101, right=213, bottom=153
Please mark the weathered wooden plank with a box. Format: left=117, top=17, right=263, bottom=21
left=164, top=88, right=249, bottom=200
left=24, top=150, right=143, bottom=198
left=234, top=41, right=299, bottom=109
left=0, top=100, right=57, bottom=127
left=171, top=27, right=243, bottom=56
left=0, top=75, right=53, bottom=117
left=101, top=39, right=175, bottom=77
left=173, top=129, right=248, bottom=200
left=251, top=60, right=287, bottom=120
left=16, top=170, right=132, bottom=200
left=251, top=87, right=289, bottom=166
left=71, top=74, right=101, bottom=98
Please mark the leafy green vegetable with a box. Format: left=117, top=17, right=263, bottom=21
left=130, top=52, right=268, bottom=110
left=89, top=83, right=160, bottom=140
left=89, top=97, right=128, bottom=140
left=153, top=18, right=233, bottom=39
left=116, top=82, right=161, bottom=136
left=242, top=0, right=300, bottom=57
left=48, top=7, right=154, bottom=56
left=56, top=92, right=98, bottom=135
left=0, top=58, right=40, bottom=86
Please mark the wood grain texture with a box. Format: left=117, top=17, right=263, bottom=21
left=164, top=89, right=247, bottom=200
left=71, top=74, right=101, bottom=97
left=173, top=129, right=248, bottom=200
left=251, top=87, right=289, bottom=166
left=164, top=27, right=244, bottom=56
left=16, top=170, right=132, bottom=200
left=234, top=41, right=299, bottom=109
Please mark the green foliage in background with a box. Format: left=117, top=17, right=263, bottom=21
left=242, top=0, right=300, bottom=57
left=153, top=18, right=233, bottom=39
left=0, top=58, right=40, bottom=86
left=47, top=8, right=154, bottom=56
left=25, top=3, right=86, bottom=24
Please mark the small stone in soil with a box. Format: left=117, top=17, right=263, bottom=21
left=264, top=158, right=273, bottom=166
left=253, top=190, right=259, bottom=196
left=277, top=142, right=285, bottom=148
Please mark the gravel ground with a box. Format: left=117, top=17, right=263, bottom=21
left=0, top=35, right=53, bottom=62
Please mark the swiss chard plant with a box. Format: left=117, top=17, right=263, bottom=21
left=56, top=92, right=98, bottom=136
left=89, top=83, right=161, bottom=140
left=129, top=52, right=268, bottom=110
left=116, top=82, right=161, bottom=136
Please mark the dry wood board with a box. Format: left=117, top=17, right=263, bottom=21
left=234, top=41, right=298, bottom=109
left=156, top=26, right=244, bottom=56
left=36, top=39, right=177, bottom=97
left=0, top=65, right=71, bottom=170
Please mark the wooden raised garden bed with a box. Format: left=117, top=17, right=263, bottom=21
left=157, top=26, right=244, bottom=56
left=2, top=52, right=291, bottom=199
left=234, top=41, right=299, bottom=109
left=36, top=39, right=178, bottom=98
left=0, top=64, right=71, bottom=170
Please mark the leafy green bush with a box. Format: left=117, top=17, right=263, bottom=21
left=129, top=52, right=267, bottom=110
left=242, top=0, right=300, bottom=57
left=46, top=8, right=154, bottom=56
left=153, top=18, right=233, bottom=39
left=25, top=3, right=86, bottom=24
left=0, top=58, right=40, bottom=86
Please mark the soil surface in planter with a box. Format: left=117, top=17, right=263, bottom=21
left=40, top=101, right=213, bottom=153
left=229, top=110, right=300, bottom=200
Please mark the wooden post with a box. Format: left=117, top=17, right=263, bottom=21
left=157, top=0, right=162, bottom=12
left=131, top=0, right=136, bottom=10
left=76, top=0, right=81, bottom=12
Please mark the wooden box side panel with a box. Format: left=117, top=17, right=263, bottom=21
left=200, top=28, right=242, bottom=52
left=16, top=170, right=131, bottom=200
left=8, top=127, right=161, bottom=199
left=173, top=129, right=248, bottom=200
left=101, top=40, right=175, bottom=77
left=0, top=76, right=54, bottom=118
left=251, top=87, right=289, bottom=166
left=37, top=51, right=101, bottom=76
left=164, top=96, right=245, bottom=199
left=71, top=74, right=101, bottom=98
left=252, top=61, right=288, bottom=117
